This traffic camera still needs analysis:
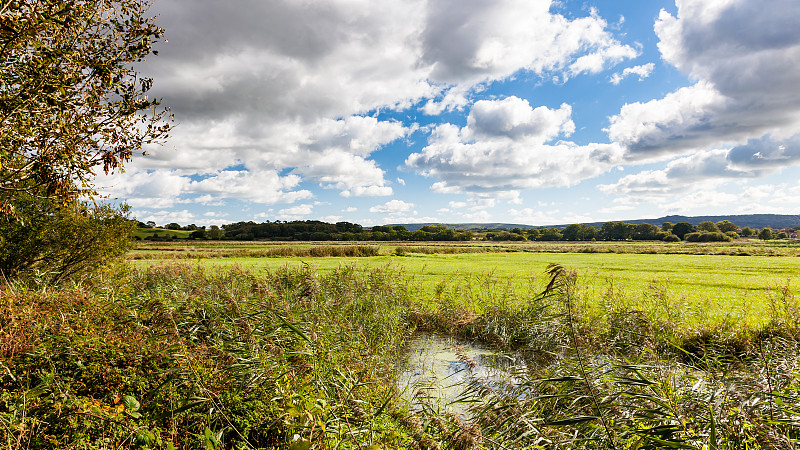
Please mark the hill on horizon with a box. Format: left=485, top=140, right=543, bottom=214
left=391, top=214, right=800, bottom=231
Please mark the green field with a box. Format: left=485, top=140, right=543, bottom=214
left=130, top=241, right=799, bottom=327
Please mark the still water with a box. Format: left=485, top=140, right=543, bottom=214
left=396, top=333, right=527, bottom=417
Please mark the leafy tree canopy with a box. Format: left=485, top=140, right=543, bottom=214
left=0, top=0, right=170, bottom=214
left=0, top=195, right=134, bottom=282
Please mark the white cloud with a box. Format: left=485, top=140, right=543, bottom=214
left=506, top=208, right=592, bottom=225
left=369, top=199, right=414, bottom=214
left=608, top=0, right=800, bottom=161
left=600, top=133, right=800, bottom=200
left=407, top=97, right=623, bottom=194
left=275, top=204, right=314, bottom=221
left=459, top=210, right=492, bottom=222
left=660, top=190, right=739, bottom=214
left=136, top=210, right=196, bottom=226
left=464, top=97, right=575, bottom=140
left=190, top=170, right=313, bottom=204
left=102, top=0, right=638, bottom=210
left=421, top=0, right=636, bottom=85
left=98, top=169, right=190, bottom=209
left=609, top=63, right=655, bottom=85
left=384, top=215, right=439, bottom=224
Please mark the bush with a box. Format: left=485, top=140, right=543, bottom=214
left=662, top=233, right=680, bottom=242
left=0, top=196, right=134, bottom=283
left=683, top=231, right=732, bottom=242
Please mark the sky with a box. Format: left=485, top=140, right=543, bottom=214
left=97, top=0, right=800, bottom=227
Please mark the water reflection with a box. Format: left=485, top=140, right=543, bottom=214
left=397, top=333, right=526, bottom=417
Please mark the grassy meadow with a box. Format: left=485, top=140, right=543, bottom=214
left=131, top=240, right=799, bottom=328
left=3, top=239, right=800, bottom=448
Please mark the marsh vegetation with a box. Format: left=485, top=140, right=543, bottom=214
left=2, top=239, right=800, bottom=448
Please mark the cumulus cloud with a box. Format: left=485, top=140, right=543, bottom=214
left=102, top=0, right=638, bottom=213
left=421, top=1, right=636, bottom=85
left=609, top=63, right=655, bottom=85
left=137, top=210, right=196, bottom=226
left=99, top=167, right=314, bottom=211
left=600, top=133, right=800, bottom=197
left=507, top=208, right=592, bottom=226
left=608, top=0, right=800, bottom=161
left=406, top=96, right=623, bottom=195
left=275, top=204, right=314, bottom=221
left=369, top=200, right=415, bottom=214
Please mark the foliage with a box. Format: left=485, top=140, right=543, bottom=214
left=217, top=220, right=474, bottom=242
left=717, top=220, right=741, bottom=233
left=3, top=261, right=800, bottom=448
left=0, top=263, right=414, bottom=448
left=0, top=0, right=171, bottom=213
left=684, top=231, right=733, bottom=242
left=671, top=222, right=696, bottom=240
left=600, top=221, right=635, bottom=240
left=562, top=223, right=598, bottom=241
left=0, top=196, right=134, bottom=282
left=698, top=220, right=721, bottom=232
left=759, top=228, right=774, bottom=240
left=662, top=233, right=680, bottom=242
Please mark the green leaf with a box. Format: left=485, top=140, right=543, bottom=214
left=289, top=441, right=311, bottom=450
left=544, top=415, right=599, bottom=426
left=122, top=395, right=140, bottom=412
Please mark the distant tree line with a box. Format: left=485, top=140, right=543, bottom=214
left=138, top=219, right=796, bottom=242
left=139, top=221, right=475, bottom=241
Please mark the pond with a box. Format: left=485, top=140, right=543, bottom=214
left=396, top=333, right=528, bottom=417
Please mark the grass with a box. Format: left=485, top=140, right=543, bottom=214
left=3, top=261, right=799, bottom=448
left=3, top=239, right=800, bottom=448
left=134, top=228, right=194, bottom=240
left=130, top=245, right=799, bottom=329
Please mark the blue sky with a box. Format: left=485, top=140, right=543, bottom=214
left=97, top=0, right=800, bottom=227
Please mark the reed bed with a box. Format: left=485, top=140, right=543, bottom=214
left=128, top=244, right=382, bottom=260
left=1, top=262, right=799, bottom=448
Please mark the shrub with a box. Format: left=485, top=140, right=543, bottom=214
left=0, top=195, right=134, bottom=283
left=662, top=233, right=680, bottom=242
left=683, top=231, right=732, bottom=242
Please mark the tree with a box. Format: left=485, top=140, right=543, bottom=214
left=671, top=222, right=695, bottom=240
left=697, top=221, right=720, bottom=233
left=632, top=223, right=663, bottom=240
left=538, top=228, right=563, bottom=241
left=600, top=222, right=634, bottom=241
left=563, top=223, right=597, bottom=241
left=716, top=220, right=740, bottom=233
left=741, top=226, right=755, bottom=237
left=0, top=0, right=171, bottom=214
left=661, top=222, right=674, bottom=232
left=208, top=225, right=222, bottom=240
left=562, top=224, right=581, bottom=241
left=758, top=228, right=773, bottom=240
left=0, top=195, right=134, bottom=282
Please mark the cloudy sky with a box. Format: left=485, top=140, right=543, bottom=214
left=97, top=0, right=800, bottom=227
